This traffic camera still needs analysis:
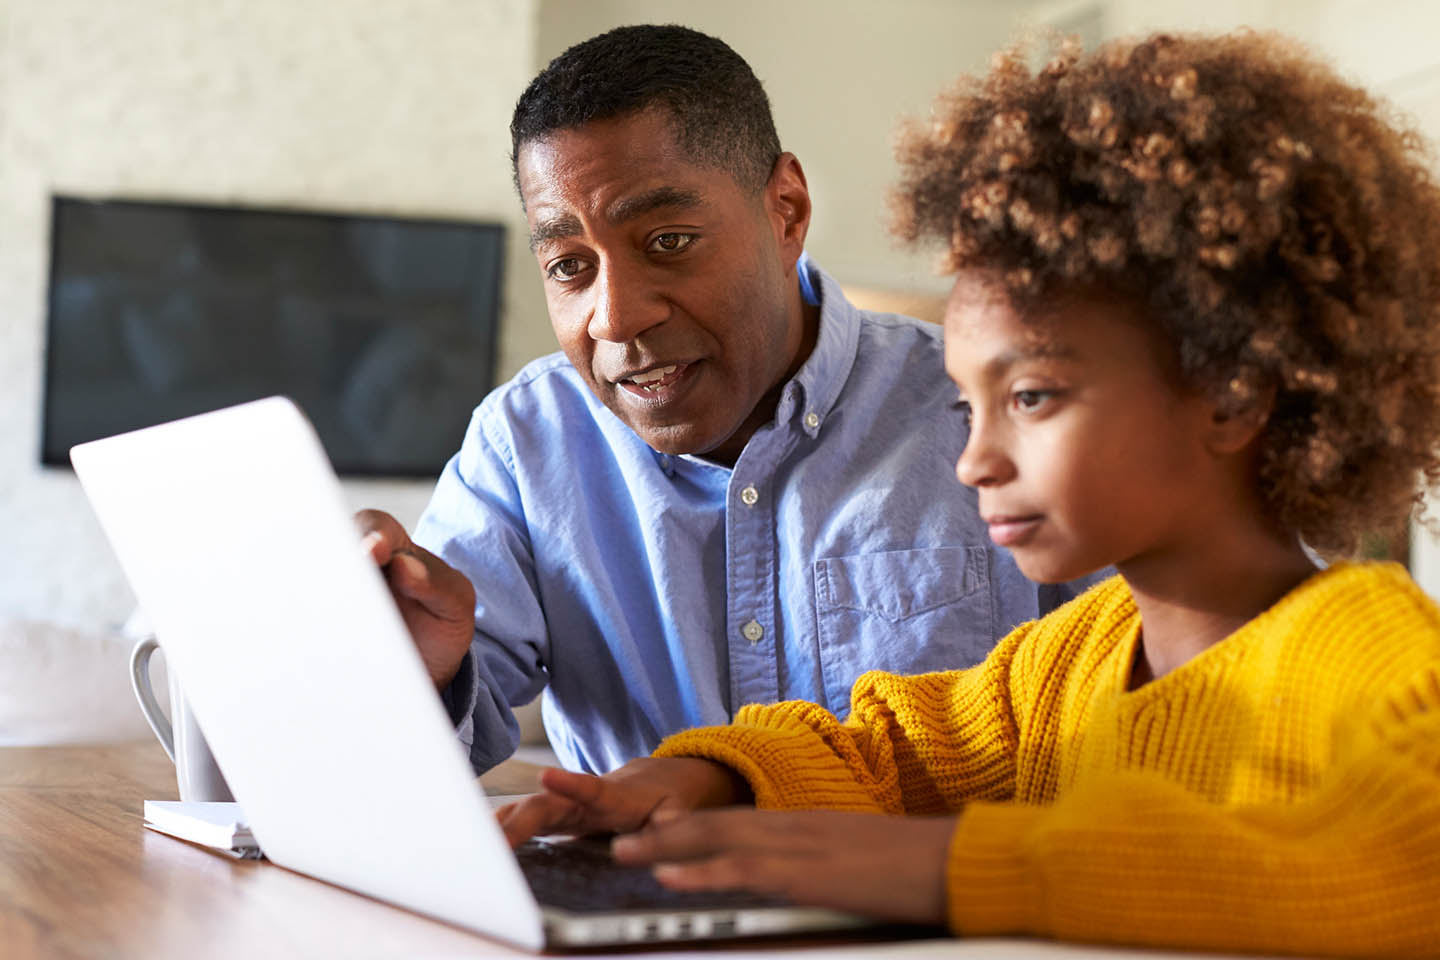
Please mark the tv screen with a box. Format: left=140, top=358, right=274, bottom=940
left=42, top=196, right=504, bottom=477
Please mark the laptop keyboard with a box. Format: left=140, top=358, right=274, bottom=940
left=515, top=836, right=790, bottom=914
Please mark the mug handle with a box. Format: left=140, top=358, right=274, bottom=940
left=129, top=636, right=175, bottom=763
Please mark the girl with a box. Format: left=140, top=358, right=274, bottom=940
left=499, top=30, right=1440, bottom=956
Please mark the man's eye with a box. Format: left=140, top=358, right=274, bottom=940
left=952, top=398, right=972, bottom=426
left=547, top=257, right=585, bottom=281
left=649, top=233, right=695, bottom=253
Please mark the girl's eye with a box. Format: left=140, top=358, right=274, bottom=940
left=1013, top=390, right=1051, bottom=413
left=650, top=233, right=695, bottom=253
left=952, top=398, right=972, bottom=426
left=547, top=257, right=586, bottom=281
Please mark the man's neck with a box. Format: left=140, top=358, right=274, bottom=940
left=698, top=297, right=821, bottom=467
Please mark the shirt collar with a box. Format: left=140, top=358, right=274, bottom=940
left=776, top=252, right=860, bottom=439
left=657, top=251, right=861, bottom=472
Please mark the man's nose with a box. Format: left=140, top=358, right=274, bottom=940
left=954, top=414, right=1015, bottom=489
left=587, top=259, right=668, bottom=343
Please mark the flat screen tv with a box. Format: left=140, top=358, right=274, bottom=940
left=42, top=195, right=505, bottom=477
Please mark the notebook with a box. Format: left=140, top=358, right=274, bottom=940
left=143, top=800, right=261, bottom=859
left=71, top=397, right=871, bottom=950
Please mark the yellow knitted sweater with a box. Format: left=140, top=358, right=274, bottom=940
left=654, top=562, right=1440, bottom=956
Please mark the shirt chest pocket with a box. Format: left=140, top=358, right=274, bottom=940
left=813, top=546, right=995, bottom=714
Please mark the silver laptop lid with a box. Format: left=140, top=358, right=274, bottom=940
left=71, top=397, right=546, bottom=950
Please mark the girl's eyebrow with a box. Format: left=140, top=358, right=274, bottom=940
left=980, top=343, right=1078, bottom=379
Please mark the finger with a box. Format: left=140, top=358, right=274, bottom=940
left=654, top=847, right=934, bottom=924
left=382, top=551, right=433, bottom=592
left=647, top=805, right=684, bottom=825
left=613, top=815, right=705, bottom=864
left=536, top=767, right=609, bottom=807
left=494, top=797, right=535, bottom=824
left=542, top=767, right=668, bottom=834
left=352, top=508, right=475, bottom=619
left=614, top=808, right=804, bottom=865
left=499, top=791, right=584, bottom=847
left=382, top=545, right=476, bottom=621
left=652, top=855, right=780, bottom=893
left=354, top=509, right=410, bottom=564
left=639, top=817, right=829, bottom=895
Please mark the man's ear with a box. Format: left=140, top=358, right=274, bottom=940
left=764, top=152, right=811, bottom=269
left=1204, top=381, right=1275, bottom=455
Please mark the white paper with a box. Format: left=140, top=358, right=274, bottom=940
left=143, top=799, right=261, bottom=858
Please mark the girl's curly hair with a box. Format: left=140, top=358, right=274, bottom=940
left=893, top=30, right=1440, bottom=556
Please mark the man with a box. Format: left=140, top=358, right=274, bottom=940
left=361, top=24, right=1092, bottom=775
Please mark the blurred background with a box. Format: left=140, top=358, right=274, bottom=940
left=3, top=0, right=1438, bottom=743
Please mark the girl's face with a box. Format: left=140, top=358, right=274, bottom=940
left=943, top=272, right=1222, bottom=584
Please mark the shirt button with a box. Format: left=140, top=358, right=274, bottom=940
left=739, top=485, right=759, bottom=507
left=741, top=620, right=764, bottom=644
left=804, top=412, right=821, bottom=430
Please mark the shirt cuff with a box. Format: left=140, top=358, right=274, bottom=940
left=439, top=648, right=479, bottom=750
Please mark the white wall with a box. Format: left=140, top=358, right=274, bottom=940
left=0, top=0, right=544, bottom=628
left=536, top=0, right=1029, bottom=297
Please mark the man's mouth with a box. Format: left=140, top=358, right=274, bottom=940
left=618, top=362, right=694, bottom=399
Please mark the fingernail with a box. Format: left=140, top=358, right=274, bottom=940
left=612, top=835, right=639, bottom=858
left=360, top=531, right=383, bottom=554
left=651, top=808, right=681, bottom=825
left=652, top=864, right=684, bottom=883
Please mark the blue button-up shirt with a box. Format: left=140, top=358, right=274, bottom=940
left=416, top=256, right=1094, bottom=774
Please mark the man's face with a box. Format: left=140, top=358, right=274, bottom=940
left=516, top=109, right=808, bottom=462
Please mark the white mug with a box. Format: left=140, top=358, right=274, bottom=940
left=129, top=636, right=234, bottom=802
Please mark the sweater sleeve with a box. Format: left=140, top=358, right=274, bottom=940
left=653, top=621, right=1034, bottom=815
left=944, top=663, right=1440, bottom=957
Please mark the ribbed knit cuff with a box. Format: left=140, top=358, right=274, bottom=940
left=654, top=722, right=887, bottom=812
left=947, top=802, right=1044, bottom=935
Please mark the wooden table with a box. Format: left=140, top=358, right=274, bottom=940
left=0, top=741, right=548, bottom=959
left=0, top=744, right=1176, bottom=960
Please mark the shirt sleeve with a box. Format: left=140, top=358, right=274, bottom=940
left=413, top=407, right=550, bottom=773
left=944, top=663, right=1440, bottom=956
left=653, top=622, right=1034, bottom=813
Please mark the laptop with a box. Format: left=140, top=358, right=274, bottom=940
left=70, top=396, right=872, bottom=950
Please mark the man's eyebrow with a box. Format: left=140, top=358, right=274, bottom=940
left=529, top=213, right=583, bottom=253
left=605, top=186, right=703, bottom=226
left=527, top=188, right=704, bottom=253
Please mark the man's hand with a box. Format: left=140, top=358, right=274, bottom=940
left=496, top=757, right=752, bottom=848
left=355, top=509, right=476, bottom=691
left=613, top=808, right=956, bottom=926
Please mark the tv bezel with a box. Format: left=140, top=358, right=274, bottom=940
left=40, top=194, right=506, bottom=478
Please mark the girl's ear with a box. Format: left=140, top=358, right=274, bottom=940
left=1204, top=382, right=1274, bottom=455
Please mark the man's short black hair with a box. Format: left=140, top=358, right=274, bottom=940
left=510, top=24, right=782, bottom=197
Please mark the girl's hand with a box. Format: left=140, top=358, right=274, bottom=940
left=496, top=757, right=752, bottom=847
left=612, top=808, right=957, bottom=926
